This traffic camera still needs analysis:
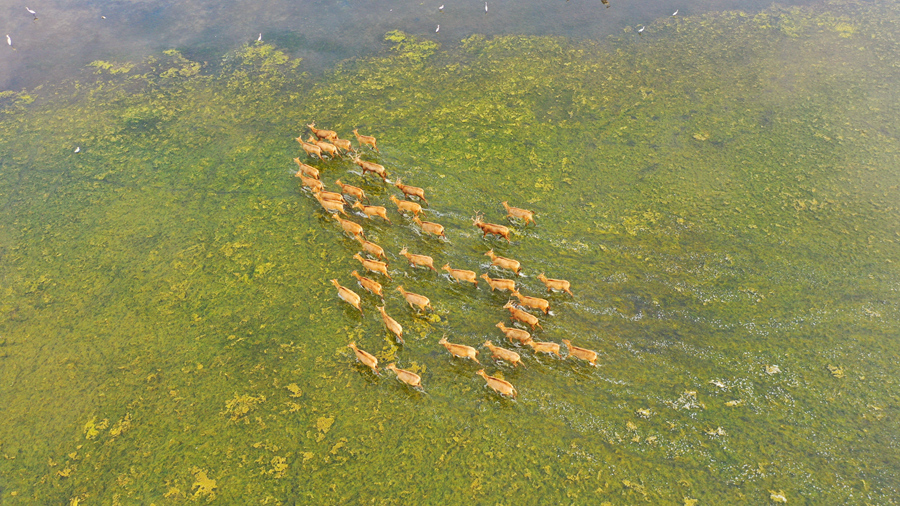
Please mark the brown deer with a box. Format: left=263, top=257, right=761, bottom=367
left=396, top=285, right=433, bottom=312
left=495, top=322, right=531, bottom=345
left=353, top=253, right=390, bottom=279
left=389, top=195, right=423, bottom=217
left=413, top=216, right=446, bottom=239
left=351, top=270, right=383, bottom=299
left=332, top=214, right=364, bottom=238
left=473, top=213, right=511, bottom=242
left=355, top=235, right=386, bottom=260
left=332, top=137, right=355, bottom=155
left=439, top=336, right=480, bottom=364
left=307, top=135, right=340, bottom=158
left=335, top=179, right=368, bottom=203
left=537, top=273, right=573, bottom=296
left=352, top=156, right=388, bottom=180
left=295, top=137, right=323, bottom=159
left=307, top=122, right=338, bottom=141
left=501, top=201, right=536, bottom=225
left=313, top=187, right=347, bottom=204
left=331, top=279, right=362, bottom=314
left=353, top=128, right=378, bottom=151
left=442, top=264, right=478, bottom=286
left=510, top=289, right=550, bottom=314
left=293, top=158, right=319, bottom=179
left=315, top=194, right=348, bottom=215
left=562, top=339, right=598, bottom=366
left=394, top=178, right=428, bottom=203
left=399, top=248, right=436, bottom=271
left=524, top=339, right=562, bottom=358
left=484, top=249, right=521, bottom=275
left=352, top=202, right=391, bottom=223
left=503, top=301, right=543, bottom=330
left=296, top=172, right=323, bottom=192
left=476, top=369, right=517, bottom=398
left=480, top=273, right=516, bottom=292
left=386, top=363, right=423, bottom=390
left=377, top=305, right=403, bottom=343
left=348, top=342, right=378, bottom=374
left=483, top=340, right=524, bottom=367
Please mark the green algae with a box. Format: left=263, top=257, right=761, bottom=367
left=1, top=1, right=899, bottom=504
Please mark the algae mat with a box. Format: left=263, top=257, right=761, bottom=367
left=1, top=1, right=899, bottom=504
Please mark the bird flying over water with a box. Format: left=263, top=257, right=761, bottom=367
left=6, top=35, right=11, bottom=46
left=257, top=33, right=262, bottom=42
left=485, top=2, right=488, bottom=13
left=436, top=24, right=440, bottom=32
left=26, top=6, right=37, bottom=19
left=672, top=9, right=679, bottom=16
left=638, top=25, right=645, bottom=35
left=439, top=4, right=444, bottom=11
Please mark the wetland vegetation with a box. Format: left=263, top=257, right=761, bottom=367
left=0, top=1, right=898, bottom=503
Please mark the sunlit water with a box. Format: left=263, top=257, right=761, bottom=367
left=1, top=0, right=898, bottom=504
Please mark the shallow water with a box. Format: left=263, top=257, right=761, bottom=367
left=1, top=0, right=899, bottom=504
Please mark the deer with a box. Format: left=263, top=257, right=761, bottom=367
left=473, top=213, right=511, bottom=242
left=524, top=339, right=562, bottom=358
left=510, top=289, right=550, bottom=314
left=293, top=158, right=319, bottom=179
left=396, top=285, right=433, bottom=312
left=399, top=248, right=436, bottom=271
left=332, top=214, right=364, bottom=238
left=562, top=339, right=598, bottom=366
left=353, top=128, right=378, bottom=151
left=495, top=322, right=531, bottom=345
left=296, top=172, right=323, bottom=193
left=315, top=194, right=348, bottom=215
left=307, top=135, right=340, bottom=158
left=355, top=235, right=386, bottom=260
left=348, top=342, right=378, bottom=374
left=439, top=336, right=480, bottom=364
left=352, top=155, right=388, bottom=180
left=537, top=273, right=573, bottom=296
left=413, top=216, right=446, bottom=239
left=501, top=201, right=536, bottom=225
left=332, top=137, right=355, bottom=155
left=377, top=305, right=403, bottom=343
left=351, top=270, right=383, bottom=299
left=352, top=201, right=391, bottom=223
left=307, top=122, right=338, bottom=141
left=386, top=363, right=423, bottom=390
left=313, top=187, right=346, bottom=204
left=353, top=253, right=390, bottom=279
left=394, top=178, right=428, bottom=203
left=483, top=340, right=524, bottom=367
left=442, top=264, right=478, bottom=286
left=331, top=279, right=362, bottom=314
left=503, top=301, right=543, bottom=330
left=476, top=369, right=517, bottom=399
left=480, top=273, right=516, bottom=292
left=335, top=179, right=368, bottom=203
left=389, top=195, right=423, bottom=217
left=295, top=137, right=323, bottom=159
left=484, top=249, right=521, bottom=275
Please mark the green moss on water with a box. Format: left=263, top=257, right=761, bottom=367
left=1, top=1, right=899, bottom=504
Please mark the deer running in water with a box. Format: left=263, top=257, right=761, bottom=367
left=399, top=247, right=436, bottom=271
left=377, top=305, right=404, bottom=343
left=396, top=285, right=433, bottom=312
left=501, top=201, right=536, bottom=225
left=394, top=178, right=428, bottom=203
left=510, top=289, right=550, bottom=314
left=331, top=279, right=362, bottom=314
left=473, top=213, right=511, bottom=242
left=295, top=137, right=323, bottom=159
left=495, top=322, right=531, bottom=345
left=352, top=202, right=391, bottom=223
left=335, top=179, right=368, bottom=203
left=307, top=122, right=338, bottom=141
left=483, top=340, right=524, bottom=367
left=413, top=216, right=446, bottom=239
left=480, top=273, right=516, bottom=292
left=348, top=342, right=378, bottom=374
left=442, top=264, right=478, bottom=286
left=503, top=301, right=543, bottom=330
left=353, top=128, right=378, bottom=151
left=476, top=369, right=517, bottom=399
left=525, top=338, right=562, bottom=358
left=438, top=336, right=480, bottom=364
left=352, top=156, right=388, bottom=181
left=537, top=273, right=573, bottom=296
left=562, top=339, right=598, bottom=366
left=390, top=195, right=423, bottom=217
left=351, top=270, right=383, bottom=299
left=293, top=158, right=319, bottom=179
left=386, top=363, right=423, bottom=390
left=332, top=214, right=364, bottom=238
left=484, top=249, right=521, bottom=275
left=355, top=235, right=386, bottom=260
left=353, top=253, right=391, bottom=279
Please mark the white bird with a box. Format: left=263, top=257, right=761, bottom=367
left=74, top=147, right=80, bottom=153
left=672, top=9, right=679, bottom=16
left=6, top=35, right=11, bottom=46
left=638, top=25, right=645, bottom=35
left=26, top=7, right=37, bottom=18
left=439, top=4, right=444, bottom=11
left=435, top=24, right=440, bottom=33
left=485, top=2, right=488, bottom=13
left=257, top=33, right=262, bottom=42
